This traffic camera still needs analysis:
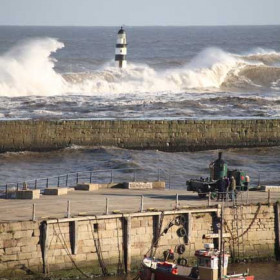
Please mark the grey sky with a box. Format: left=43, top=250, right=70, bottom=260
left=1, top=0, right=279, bottom=26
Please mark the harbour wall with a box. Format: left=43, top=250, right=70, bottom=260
left=0, top=119, right=280, bottom=152
left=0, top=204, right=279, bottom=277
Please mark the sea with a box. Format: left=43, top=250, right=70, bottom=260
left=0, top=26, right=280, bottom=278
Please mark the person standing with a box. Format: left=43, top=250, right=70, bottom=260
left=229, top=176, right=236, bottom=202
left=245, top=175, right=250, bottom=191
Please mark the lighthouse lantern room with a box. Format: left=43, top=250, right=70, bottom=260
left=115, top=27, right=127, bottom=68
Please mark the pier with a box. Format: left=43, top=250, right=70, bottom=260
left=0, top=180, right=280, bottom=277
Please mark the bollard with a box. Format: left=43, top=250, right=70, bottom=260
left=176, top=193, right=179, bottom=209
left=67, top=200, right=71, bottom=218
left=106, top=198, right=109, bottom=215
left=140, top=195, right=144, bottom=212
left=32, top=204, right=36, bottom=221
left=208, top=192, right=211, bottom=206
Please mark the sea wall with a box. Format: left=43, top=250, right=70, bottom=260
left=0, top=119, right=279, bottom=152
left=0, top=204, right=279, bottom=277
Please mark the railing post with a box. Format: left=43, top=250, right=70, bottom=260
left=106, top=198, right=109, bottom=215
left=176, top=193, right=179, bottom=209
left=140, top=195, right=144, bottom=212
left=157, top=168, right=160, bottom=181
left=67, top=200, right=71, bottom=218
left=76, top=173, right=79, bottom=185
left=34, top=180, right=37, bottom=190
left=90, top=172, right=92, bottom=183
left=5, top=184, right=8, bottom=199
left=66, top=174, right=68, bottom=187
left=110, top=170, right=113, bottom=183
left=258, top=172, right=261, bottom=187
left=46, top=178, right=49, bottom=189
left=16, top=183, right=19, bottom=191
left=32, top=204, right=36, bottom=221
left=57, top=176, right=60, bottom=187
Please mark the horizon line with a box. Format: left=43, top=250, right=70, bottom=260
left=0, top=24, right=280, bottom=28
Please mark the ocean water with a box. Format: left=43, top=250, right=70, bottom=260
left=1, top=26, right=280, bottom=119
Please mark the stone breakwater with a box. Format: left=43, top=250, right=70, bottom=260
left=0, top=204, right=279, bottom=277
left=0, top=119, right=279, bottom=152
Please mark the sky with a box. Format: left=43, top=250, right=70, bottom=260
left=1, top=0, right=280, bottom=26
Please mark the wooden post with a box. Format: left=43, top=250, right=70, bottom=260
left=70, top=221, right=78, bottom=255
left=123, top=216, right=131, bottom=273
left=275, top=202, right=280, bottom=259
left=187, top=213, right=192, bottom=242
left=40, top=221, right=48, bottom=274
left=150, top=214, right=161, bottom=257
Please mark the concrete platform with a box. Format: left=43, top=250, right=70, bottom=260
left=15, top=189, right=40, bottom=200
left=0, top=188, right=277, bottom=222
left=261, top=185, right=280, bottom=192
left=75, top=183, right=99, bottom=191
left=43, top=188, right=68, bottom=195
left=124, top=182, right=153, bottom=189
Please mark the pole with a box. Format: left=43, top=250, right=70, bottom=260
left=268, top=190, right=271, bottom=205
left=35, top=180, right=37, bottom=190
left=66, top=174, right=68, bottom=187
left=140, top=195, right=144, bottom=212
left=5, top=184, right=8, bottom=199
left=32, top=203, right=36, bottom=221
left=90, top=172, right=92, bottom=183
left=57, top=176, right=60, bottom=187
left=67, top=200, right=71, bottom=218
left=176, top=193, right=179, bottom=209
left=208, top=192, right=211, bottom=206
left=219, top=203, right=224, bottom=280
left=157, top=168, right=160, bottom=181
left=106, top=198, right=109, bottom=215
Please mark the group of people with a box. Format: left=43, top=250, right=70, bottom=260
left=217, top=176, right=236, bottom=201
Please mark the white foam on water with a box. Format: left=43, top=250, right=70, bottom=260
left=1, top=38, right=280, bottom=97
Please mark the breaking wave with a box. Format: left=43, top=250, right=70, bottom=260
left=1, top=38, right=280, bottom=96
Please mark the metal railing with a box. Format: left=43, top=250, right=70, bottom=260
left=0, top=167, right=170, bottom=197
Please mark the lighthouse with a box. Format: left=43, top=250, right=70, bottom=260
left=115, top=27, right=127, bottom=68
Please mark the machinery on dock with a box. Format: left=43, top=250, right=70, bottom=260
left=187, top=152, right=249, bottom=198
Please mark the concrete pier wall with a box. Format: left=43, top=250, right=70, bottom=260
left=0, top=204, right=278, bottom=277
left=0, top=119, right=279, bottom=152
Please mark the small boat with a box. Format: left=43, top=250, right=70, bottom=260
left=139, top=243, right=254, bottom=280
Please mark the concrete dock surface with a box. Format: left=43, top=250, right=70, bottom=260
left=0, top=188, right=279, bottom=222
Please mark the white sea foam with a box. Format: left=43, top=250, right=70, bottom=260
left=1, top=38, right=280, bottom=97
left=0, top=38, right=66, bottom=96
